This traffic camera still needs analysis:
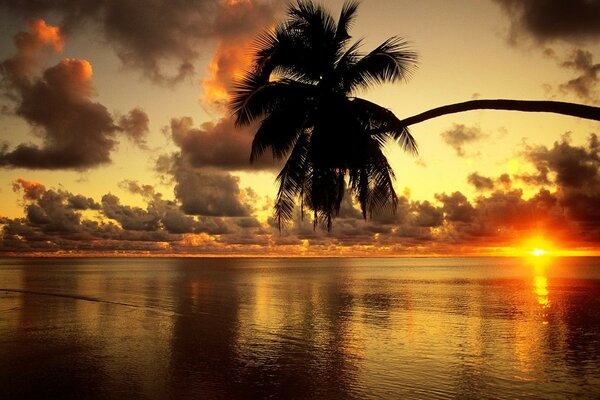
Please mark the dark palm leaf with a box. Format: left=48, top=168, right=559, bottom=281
left=350, top=97, right=418, bottom=154
left=231, top=77, right=313, bottom=126
left=250, top=102, right=309, bottom=162
left=274, top=131, right=310, bottom=229
left=344, top=36, right=417, bottom=92
left=335, top=0, right=359, bottom=43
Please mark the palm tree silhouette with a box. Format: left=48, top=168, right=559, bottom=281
left=231, top=0, right=600, bottom=230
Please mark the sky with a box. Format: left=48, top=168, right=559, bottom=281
left=0, top=0, right=599, bottom=256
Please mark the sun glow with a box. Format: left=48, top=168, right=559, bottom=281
left=521, top=236, right=555, bottom=257
left=531, top=248, right=547, bottom=257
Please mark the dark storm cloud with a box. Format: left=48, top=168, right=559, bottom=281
left=493, top=0, right=600, bottom=44
left=169, top=116, right=278, bottom=170
left=441, top=124, right=487, bottom=158
left=558, top=49, right=600, bottom=104
left=444, top=133, right=600, bottom=246
left=0, top=0, right=283, bottom=85
left=467, top=172, right=495, bottom=191
left=0, top=22, right=152, bottom=170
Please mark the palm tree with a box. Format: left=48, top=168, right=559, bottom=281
left=231, top=0, right=600, bottom=231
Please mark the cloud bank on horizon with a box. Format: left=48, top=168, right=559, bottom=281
left=2, top=134, right=599, bottom=254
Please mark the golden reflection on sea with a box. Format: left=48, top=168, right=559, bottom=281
left=0, top=257, right=598, bottom=399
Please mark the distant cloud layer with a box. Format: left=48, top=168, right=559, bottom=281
left=493, top=0, right=600, bottom=44
left=0, top=0, right=283, bottom=85
left=0, top=20, right=149, bottom=170
left=3, top=133, right=600, bottom=254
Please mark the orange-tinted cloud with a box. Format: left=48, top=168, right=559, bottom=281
left=202, top=0, right=279, bottom=108
left=1, top=0, right=284, bottom=85
left=202, top=42, right=253, bottom=107
left=29, top=19, right=64, bottom=51
left=1, top=19, right=64, bottom=84
left=0, top=21, right=149, bottom=170
left=12, top=178, right=46, bottom=200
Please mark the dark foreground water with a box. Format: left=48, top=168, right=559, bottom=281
left=0, top=257, right=599, bottom=399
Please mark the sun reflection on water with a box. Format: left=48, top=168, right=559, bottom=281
left=531, top=257, right=551, bottom=324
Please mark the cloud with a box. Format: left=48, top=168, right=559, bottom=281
left=558, top=49, right=600, bottom=104
left=1, top=177, right=274, bottom=254
left=157, top=154, right=252, bottom=217
left=493, top=0, right=600, bottom=45
left=435, top=192, right=476, bottom=223
left=440, top=124, right=487, bottom=157
left=118, top=107, right=150, bottom=148
left=0, top=21, right=150, bottom=170
left=520, top=134, right=600, bottom=237
left=0, top=0, right=283, bottom=85
left=201, top=0, right=279, bottom=107
left=169, top=116, right=278, bottom=170
left=4, top=130, right=600, bottom=254
left=12, top=178, right=45, bottom=200
left=524, top=133, right=599, bottom=188
left=0, top=19, right=64, bottom=85
left=467, top=172, right=495, bottom=191
left=412, top=201, right=444, bottom=228
left=101, top=193, right=161, bottom=231
left=67, top=194, right=100, bottom=210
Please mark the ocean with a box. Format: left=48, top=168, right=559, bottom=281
left=1, top=257, right=599, bottom=399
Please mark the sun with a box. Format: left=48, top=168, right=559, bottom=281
left=530, top=248, right=547, bottom=257
left=521, top=235, right=554, bottom=257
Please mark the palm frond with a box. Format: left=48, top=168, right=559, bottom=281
left=336, top=0, right=360, bottom=42
left=345, top=36, right=417, bottom=92
left=274, top=131, right=310, bottom=230
left=351, top=97, right=418, bottom=154
left=304, top=166, right=346, bottom=230
left=231, top=77, right=313, bottom=126
left=250, top=104, right=308, bottom=162
left=348, top=143, right=398, bottom=219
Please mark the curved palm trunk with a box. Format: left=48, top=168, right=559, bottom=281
left=399, top=99, right=600, bottom=127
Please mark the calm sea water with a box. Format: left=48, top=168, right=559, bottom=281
left=0, top=257, right=599, bottom=399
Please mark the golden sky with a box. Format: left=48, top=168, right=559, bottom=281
left=0, top=0, right=599, bottom=256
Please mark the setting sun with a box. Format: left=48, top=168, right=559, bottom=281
left=531, top=248, right=547, bottom=257
left=520, top=236, right=555, bottom=257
